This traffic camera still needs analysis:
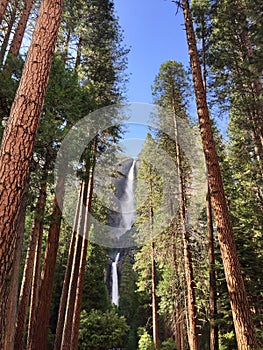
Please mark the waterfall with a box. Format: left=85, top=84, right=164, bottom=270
left=111, top=252, right=120, bottom=306
left=111, top=160, right=136, bottom=306
left=119, top=159, right=136, bottom=231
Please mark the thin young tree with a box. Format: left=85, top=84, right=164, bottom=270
left=0, top=0, right=19, bottom=65
left=4, top=189, right=28, bottom=350
left=180, top=0, right=258, bottom=348
left=28, top=176, right=64, bottom=350
left=54, top=183, right=84, bottom=350
left=8, top=0, right=35, bottom=57
left=14, top=166, right=48, bottom=350
left=206, top=185, right=219, bottom=350
left=71, top=146, right=96, bottom=350
left=0, top=0, right=64, bottom=346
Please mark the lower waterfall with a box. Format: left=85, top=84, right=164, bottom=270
left=111, top=252, right=120, bottom=306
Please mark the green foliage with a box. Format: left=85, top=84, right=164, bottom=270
left=137, top=328, right=155, bottom=350
left=119, top=255, right=146, bottom=349
left=160, top=338, right=177, bottom=350
left=82, top=242, right=111, bottom=312
left=78, top=308, right=129, bottom=349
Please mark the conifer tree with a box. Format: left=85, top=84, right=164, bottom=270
left=180, top=0, right=258, bottom=348
left=0, top=0, right=64, bottom=345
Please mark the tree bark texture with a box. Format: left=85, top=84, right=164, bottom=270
left=0, top=0, right=63, bottom=345
left=181, top=1, right=258, bottom=348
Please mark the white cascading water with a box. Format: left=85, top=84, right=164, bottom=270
left=119, top=159, right=136, bottom=231
left=111, top=160, right=136, bottom=306
left=111, top=252, right=120, bottom=306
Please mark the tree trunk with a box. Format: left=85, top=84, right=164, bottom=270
left=4, top=189, right=27, bottom=350
left=8, top=0, right=35, bottom=58
left=0, top=0, right=63, bottom=345
left=206, top=185, right=219, bottom=350
left=151, top=241, right=158, bottom=348
left=61, top=180, right=89, bottom=349
left=71, top=159, right=95, bottom=350
left=74, top=36, right=83, bottom=72
left=62, top=27, right=71, bottom=65
left=26, top=208, right=45, bottom=348
left=0, top=0, right=8, bottom=25
left=181, top=1, right=258, bottom=348
left=171, top=216, right=185, bottom=350
left=28, top=177, right=64, bottom=350
left=14, top=170, right=47, bottom=350
left=172, top=104, right=199, bottom=350
left=0, top=0, right=18, bottom=65
left=54, top=183, right=84, bottom=350
left=149, top=172, right=158, bottom=348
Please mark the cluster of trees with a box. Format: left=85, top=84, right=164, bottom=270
left=0, top=0, right=262, bottom=349
left=127, top=0, right=262, bottom=349
left=0, top=0, right=129, bottom=349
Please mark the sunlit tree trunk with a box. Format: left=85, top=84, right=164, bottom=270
left=54, top=183, right=83, bottom=350
left=61, top=177, right=89, bottom=350
left=151, top=240, right=158, bottom=348
left=14, top=169, right=47, bottom=350
left=181, top=1, right=258, bottom=348
left=71, top=155, right=95, bottom=350
left=0, top=0, right=64, bottom=345
left=0, top=0, right=18, bottom=65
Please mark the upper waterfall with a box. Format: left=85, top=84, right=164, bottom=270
left=119, top=159, right=136, bottom=231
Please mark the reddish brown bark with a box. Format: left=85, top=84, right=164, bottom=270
left=0, top=0, right=64, bottom=345
left=0, top=0, right=8, bottom=25
left=14, top=172, right=47, bottom=350
left=206, top=185, right=219, bottom=350
left=182, top=1, right=258, bottom=348
left=28, top=177, right=64, bottom=350
left=4, top=189, right=27, bottom=350
left=8, top=0, right=35, bottom=57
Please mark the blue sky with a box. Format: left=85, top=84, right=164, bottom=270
left=114, top=0, right=190, bottom=103
left=114, top=0, right=194, bottom=158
